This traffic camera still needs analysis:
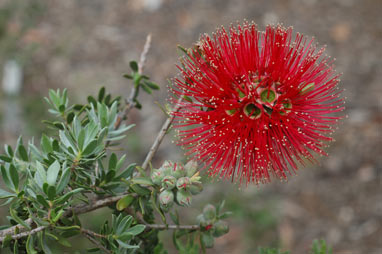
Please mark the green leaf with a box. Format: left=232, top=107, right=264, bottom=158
left=123, top=74, right=133, bottom=79
left=17, top=145, right=28, bottom=161
left=116, top=195, right=134, bottom=211
left=56, top=168, right=70, bottom=194
left=109, top=153, right=117, bottom=170
left=41, top=134, right=53, bottom=153
left=58, top=104, right=66, bottom=113
left=116, top=232, right=133, bottom=242
left=36, top=161, right=47, bottom=184
left=129, top=61, right=138, bottom=72
left=115, top=154, right=126, bottom=171
left=140, top=83, right=152, bottom=94
left=98, top=87, right=106, bottom=101
left=49, top=90, right=60, bottom=107
left=144, top=81, right=160, bottom=90
left=1, top=165, right=13, bottom=190
left=139, top=197, right=145, bottom=215
left=39, top=231, right=52, bottom=254
left=0, top=155, right=12, bottom=163
left=116, top=239, right=139, bottom=249
left=82, top=140, right=98, bottom=156
left=105, top=170, right=116, bottom=183
left=125, top=225, right=145, bottom=236
left=47, top=185, right=56, bottom=200
left=73, top=104, right=85, bottom=111
left=54, top=188, right=84, bottom=205
left=115, top=163, right=136, bottom=179
left=13, top=240, right=19, bottom=254
left=87, top=96, right=97, bottom=107
left=5, top=145, right=14, bottom=157
left=53, top=122, right=65, bottom=130
left=104, top=94, right=111, bottom=105
left=115, top=215, right=133, bottom=235
left=36, top=195, right=50, bottom=208
left=131, top=177, right=153, bottom=186
left=9, top=165, right=19, bottom=191
left=130, top=184, right=151, bottom=196
left=66, top=112, right=75, bottom=124
left=47, top=161, right=60, bottom=185
left=0, top=189, right=16, bottom=199
left=77, top=129, right=86, bottom=151
left=52, top=209, right=64, bottom=223
left=26, top=235, right=37, bottom=254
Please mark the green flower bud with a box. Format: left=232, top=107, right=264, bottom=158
left=203, top=204, right=216, bottom=221
left=159, top=160, right=174, bottom=175
left=212, top=220, right=229, bottom=237
left=201, top=232, right=214, bottom=248
left=176, top=189, right=192, bottom=207
left=196, top=214, right=208, bottom=227
left=189, top=182, right=203, bottom=195
left=161, top=175, right=176, bottom=190
left=151, top=170, right=164, bottom=185
left=184, top=160, right=198, bottom=177
left=159, top=190, right=174, bottom=208
left=176, top=177, right=191, bottom=191
left=171, top=163, right=186, bottom=179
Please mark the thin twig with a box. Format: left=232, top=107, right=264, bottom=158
left=81, top=228, right=106, bottom=239
left=141, top=96, right=183, bottom=171
left=82, top=231, right=112, bottom=254
left=138, top=34, right=152, bottom=74
left=146, top=224, right=200, bottom=230
left=113, top=34, right=152, bottom=132
left=125, top=207, right=199, bottom=231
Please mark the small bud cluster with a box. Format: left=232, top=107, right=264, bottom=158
left=197, top=204, right=230, bottom=248
left=152, top=160, right=203, bottom=211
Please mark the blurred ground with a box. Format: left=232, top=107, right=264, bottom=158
left=0, top=0, right=381, bottom=253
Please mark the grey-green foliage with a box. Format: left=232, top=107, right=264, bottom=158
left=0, top=86, right=145, bottom=253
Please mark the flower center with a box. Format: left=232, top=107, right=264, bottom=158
left=243, top=103, right=262, bottom=119
left=259, top=89, right=276, bottom=103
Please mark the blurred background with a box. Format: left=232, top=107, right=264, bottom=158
left=0, top=0, right=380, bottom=253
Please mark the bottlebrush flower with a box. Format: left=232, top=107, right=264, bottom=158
left=171, top=22, right=345, bottom=184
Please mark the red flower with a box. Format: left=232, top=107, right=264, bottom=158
left=171, top=23, right=345, bottom=184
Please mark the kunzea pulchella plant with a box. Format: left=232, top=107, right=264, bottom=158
left=0, top=59, right=231, bottom=253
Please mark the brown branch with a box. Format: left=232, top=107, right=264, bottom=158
left=146, top=224, right=200, bottom=230
left=125, top=207, right=199, bottom=231
left=141, top=96, right=183, bottom=171
left=82, top=231, right=112, bottom=254
left=81, top=228, right=106, bottom=239
left=0, top=226, right=46, bottom=242
left=113, top=34, right=152, bottom=132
